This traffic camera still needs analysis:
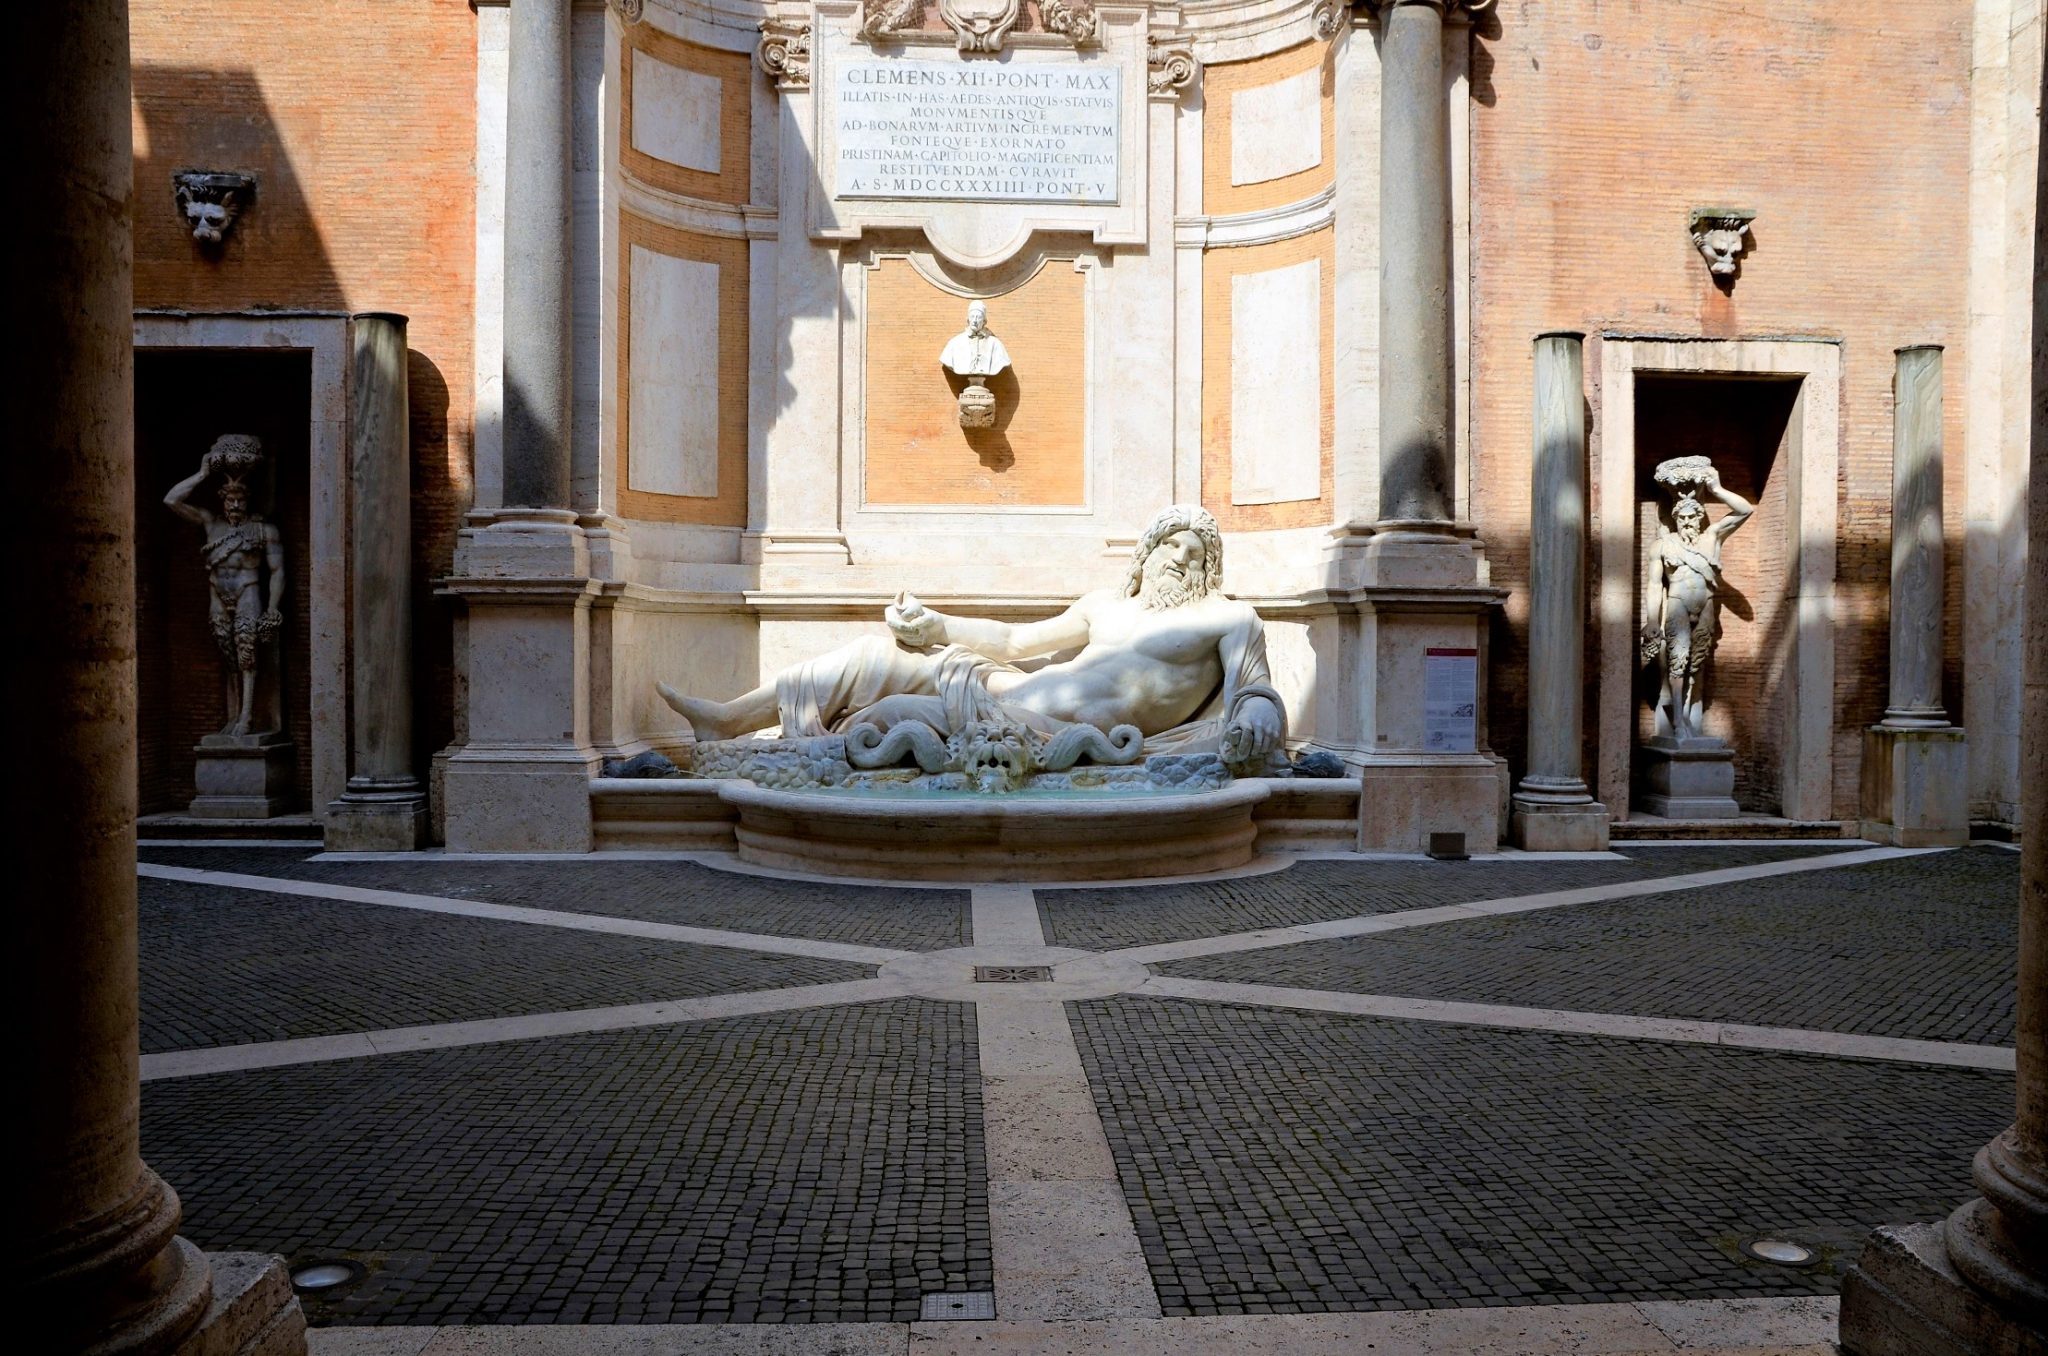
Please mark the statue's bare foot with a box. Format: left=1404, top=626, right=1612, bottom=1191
left=657, top=683, right=738, bottom=742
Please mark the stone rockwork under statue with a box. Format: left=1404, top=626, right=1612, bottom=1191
left=658, top=504, right=1289, bottom=794
left=164, top=432, right=297, bottom=817
left=1637, top=455, right=1753, bottom=818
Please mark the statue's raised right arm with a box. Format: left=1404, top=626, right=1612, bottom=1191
left=163, top=454, right=219, bottom=527
left=885, top=591, right=1092, bottom=662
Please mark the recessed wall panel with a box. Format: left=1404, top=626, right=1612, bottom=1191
left=1230, top=258, right=1322, bottom=505
left=628, top=246, right=720, bottom=499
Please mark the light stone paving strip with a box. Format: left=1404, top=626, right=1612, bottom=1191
left=1109, top=844, right=1938, bottom=966
left=301, top=1294, right=1842, bottom=1353
left=138, top=979, right=909, bottom=1081
left=970, top=886, right=1160, bottom=1322
left=137, top=862, right=912, bottom=966
left=1137, top=976, right=2017, bottom=1071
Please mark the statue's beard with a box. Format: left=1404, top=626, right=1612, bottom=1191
left=1139, top=567, right=1206, bottom=611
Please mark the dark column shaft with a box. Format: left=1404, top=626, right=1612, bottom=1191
left=14, top=1, right=213, bottom=1348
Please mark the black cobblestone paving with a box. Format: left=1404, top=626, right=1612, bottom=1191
left=1159, top=847, right=2017, bottom=1045
left=143, top=999, right=989, bottom=1325
left=140, top=876, right=874, bottom=1053
left=1041, top=844, right=1865, bottom=951
left=1068, top=995, right=2012, bottom=1315
left=139, top=846, right=969, bottom=952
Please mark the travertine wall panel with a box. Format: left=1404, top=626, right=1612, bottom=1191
left=1204, top=39, right=1336, bottom=216
left=618, top=213, right=750, bottom=525
left=1469, top=1, right=1974, bottom=818
left=1202, top=228, right=1335, bottom=531
left=130, top=0, right=475, bottom=788
left=862, top=259, right=1089, bottom=508
left=618, top=23, right=750, bottom=203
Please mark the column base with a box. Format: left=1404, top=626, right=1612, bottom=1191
left=1358, top=755, right=1501, bottom=854
left=453, top=507, right=589, bottom=577
left=175, top=1252, right=306, bottom=1356
left=324, top=783, right=427, bottom=852
left=1510, top=794, right=1611, bottom=851
left=1636, top=736, right=1738, bottom=818
left=1840, top=1220, right=2046, bottom=1356
left=190, top=733, right=297, bottom=819
left=1860, top=724, right=1968, bottom=846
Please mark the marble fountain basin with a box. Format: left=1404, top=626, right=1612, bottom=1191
left=717, top=778, right=1269, bottom=882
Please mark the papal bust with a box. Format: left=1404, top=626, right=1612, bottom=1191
left=940, top=301, right=1012, bottom=379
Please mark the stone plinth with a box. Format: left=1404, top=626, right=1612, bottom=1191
left=1511, top=795, right=1612, bottom=852
left=1860, top=725, right=1968, bottom=847
left=723, top=780, right=1266, bottom=882
left=190, top=732, right=296, bottom=819
left=1357, top=756, right=1502, bottom=855
left=175, top=1252, right=305, bottom=1356
left=1636, top=736, right=1738, bottom=818
left=1840, top=1221, right=2044, bottom=1356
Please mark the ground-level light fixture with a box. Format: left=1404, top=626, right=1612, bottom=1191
left=1740, top=1237, right=1818, bottom=1268
left=290, top=1259, right=365, bottom=1294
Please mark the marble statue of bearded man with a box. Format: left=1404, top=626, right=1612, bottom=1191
left=658, top=504, right=1288, bottom=771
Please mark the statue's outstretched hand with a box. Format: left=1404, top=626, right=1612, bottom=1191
left=886, top=591, right=945, bottom=649
left=1223, top=695, right=1282, bottom=767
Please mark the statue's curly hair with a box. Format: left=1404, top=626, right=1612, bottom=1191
left=1122, top=504, right=1224, bottom=599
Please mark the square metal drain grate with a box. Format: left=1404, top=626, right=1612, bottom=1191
left=920, top=1291, right=996, bottom=1320
left=974, top=965, right=1053, bottom=983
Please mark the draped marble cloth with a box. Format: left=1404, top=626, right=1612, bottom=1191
left=773, top=625, right=1288, bottom=765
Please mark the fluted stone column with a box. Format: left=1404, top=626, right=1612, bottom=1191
left=1858, top=346, right=1966, bottom=846
left=15, top=3, right=303, bottom=1349
left=1511, top=334, right=1608, bottom=851
left=327, top=314, right=427, bottom=850
left=1840, top=73, right=2047, bottom=1352
left=1376, top=0, right=1453, bottom=528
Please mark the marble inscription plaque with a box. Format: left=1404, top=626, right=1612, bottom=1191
left=835, top=60, right=1120, bottom=204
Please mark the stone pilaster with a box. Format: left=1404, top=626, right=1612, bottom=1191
left=1860, top=345, right=1967, bottom=847
left=14, top=3, right=303, bottom=1348
left=326, top=313, right=428, bottom=850
left=1511, top=333, right=1607, bottom=851
left=1839, top=75, right=2048, bottom=1353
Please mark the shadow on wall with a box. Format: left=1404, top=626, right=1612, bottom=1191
left=131, top=64, right=463, bottom=814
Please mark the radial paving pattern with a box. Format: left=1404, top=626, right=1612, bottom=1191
left=136, top=839, right=2017, bottom=1336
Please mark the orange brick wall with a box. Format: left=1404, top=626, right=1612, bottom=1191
left=863, top=259, right=1090, bottom=508
left=1468, top=1, right=1974, bottom=818
left=131, top=0, right=476, bottom=792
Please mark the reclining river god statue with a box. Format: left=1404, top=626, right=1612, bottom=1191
left=658, top=504, right=1288, bottom=792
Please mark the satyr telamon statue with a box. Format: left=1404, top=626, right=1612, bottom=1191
left=165, top=434, right=287, bottom=737
left=1640, top=456, right=1753, bottom=741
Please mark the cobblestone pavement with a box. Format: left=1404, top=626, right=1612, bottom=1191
left=140, top=875, right=875, bottom=1053
left=136, top=840, right=2016, bottom=1337
left=145, top=999, right=988, bottom=1325
left=138, top=845, right=971, bottom=952
left=1069, top=995, right=2010, bottom=1315
left=1157, top=847, right=2020, bottom=1045
left=1039, top=845, right=1863, bottom=950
